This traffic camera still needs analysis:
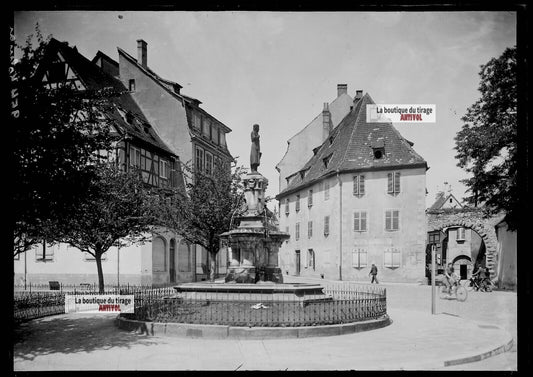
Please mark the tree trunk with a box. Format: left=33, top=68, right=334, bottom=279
left=95, top=250, right=105, bottom=293
left=209, top=249, right=217, bottom=282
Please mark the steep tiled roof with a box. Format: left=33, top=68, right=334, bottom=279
left=428, top=192, right=463, bottom=211
left=44, top=39, right=175, bottom=156
left=277, top=93, right=427, bottom=198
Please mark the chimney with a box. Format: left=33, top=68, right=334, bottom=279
left=355, top=90, right=363, bottom=100
left=137, top=39, right=147, bottom=67
left=337, top=84, right=348, bottom=97
left=322, top=102, right=332, bottom=141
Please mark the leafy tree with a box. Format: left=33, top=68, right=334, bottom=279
left=159, top=163, right=245, bottom=281
left=11, top=26, right=119, bottom=257
left=454, top=46, right=518, bottom=230
left=53, top=163, right=158, bottom=293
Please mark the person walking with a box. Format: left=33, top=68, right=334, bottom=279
left=369, top=263, right=379, bottom=284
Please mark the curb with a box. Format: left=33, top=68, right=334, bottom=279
left=443, top=332, right=514, bottom=367
left=115, top=314, right=391, bottom=339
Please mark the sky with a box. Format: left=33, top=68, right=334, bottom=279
left=14, top=11, right=516, bottom=208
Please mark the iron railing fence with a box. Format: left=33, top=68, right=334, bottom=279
left=13, top=283, right=387, bottom=326
left=13, top=285, right=175, bottom=322
left=123, top=283, right=387, bottom=327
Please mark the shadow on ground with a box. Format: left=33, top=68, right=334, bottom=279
left=13, top=314, right=159, bottom=361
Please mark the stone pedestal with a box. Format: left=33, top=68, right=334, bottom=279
left=220, top=171, right=289, bottom=284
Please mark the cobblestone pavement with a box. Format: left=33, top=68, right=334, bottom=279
left=12, top=278, right=518, bottom=371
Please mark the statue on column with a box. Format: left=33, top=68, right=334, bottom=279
left=250, top=124, right=261, bottom=173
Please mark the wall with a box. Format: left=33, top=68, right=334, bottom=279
left=278, top=166, right=427, bottom=282
left=118, top=53, right=193, bottom=166
left=276, top=93, right=353, bottom=192
left=495, top=223, right=517, bottom=289
left=14, top=240, right=147, bottom=286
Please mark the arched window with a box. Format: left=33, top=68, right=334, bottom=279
left=152, top=237, right=166, bottom=272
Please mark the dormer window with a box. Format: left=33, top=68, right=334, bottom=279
left=129, top=79, right=136, bottom=92
left=371, top=140, right=385, bottom=160
left=126, top=112, right=134, bottom=124
left=373, top=148, right=384, bottom=159
left=323, top=154, right=332, bottom=168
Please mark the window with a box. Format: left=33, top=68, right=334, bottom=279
left=324, top=180, right=330, bottom=201
left=35, top=242, right=55, bottom=261
left=354, top=211, right=368, bottom=232
left=456, top=227, right=466, bottom=241
left=307, top=249, right=315, bottom=270
left=203, top=118, right=211, bottom=137
left=159, top=160, right=168, bottom=179
left=308, top=189, right=313, bottom=207
left=323, top=154, right=332, bottom=168
left=195, top=146, right=204, bottom=173
left=352, top=248, right=368, bottom=268
left=384, top=247, right=401, bottom=268
left=220, top=131, right=226, bottom=147
left=353, top=175, right=365, bottom=196
left=130, top=146, right=140, bottom=168
left=193, top=113, right=201, bottom=130
left=387, top=171, right=401, bottom=194
left=296, top=194, right=300, bottom=212
left=324, top=216, right=330, bottom=236
left=205, top=152, right=213, bottom=175
left=217, top=127, right=221, bottom=145
left=128, top=79, right=135, bottom=91
left=373, top=147, right=385, bottom=159
left=308, top=220, right=313, bottom=238
left=295, top=223, right=300, bottom=240
left=285, top=198, right=290, bottom=215
left=385, top=210, right=400, bottom=231
left=211, top=124, right=216, bottom=142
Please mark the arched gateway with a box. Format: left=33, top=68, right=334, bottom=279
left=426, top=207, right=503, bottom=278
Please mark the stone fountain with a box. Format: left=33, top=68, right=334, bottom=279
left=173, top=124, right=328, bottom=303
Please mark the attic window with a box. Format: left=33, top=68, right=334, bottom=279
left=129, top=79, right=135, bottom=91
left=125, top=112, right=134, bottom=124
left=299, top=170, right=306, bottom=179
left=329, top=135, right=334, bottom=145
left=373, top=148, right=385, bottom=159
left=323, top=154, right=332, bottom=168
left=312, top=147, right=319, bottom=156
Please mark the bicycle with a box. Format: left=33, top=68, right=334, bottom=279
left=467, top=276, right=495, bottom=292
left=439, top=279, right=467, bottom=302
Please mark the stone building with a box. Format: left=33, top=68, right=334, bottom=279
left=276, top=91, right=428, bottom=282
left=14, top=38, right=191, bottom=286
left=276, top=84, right=354, bottom=192
left=111, top=40, right=234, bottom=279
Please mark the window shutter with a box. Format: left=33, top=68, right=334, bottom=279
left=360, top=249, right=368, bottom=267
left=324, top=216, right=330, bottom=235
left=394, top=171, right=401, bottom=193
left=308, top=189, right=313, bottom=207
left=353, top=176, right=359, bottom=195
left=352, top=250, right=358, bottom=267
left=285, top=198, right=290, bottom=215
left=296, top=195, right=300, bottom=212
left=393, top=210, right=399, bottom=230
left=384, top=248, right=392, bottom=267
left=361, top=211, right=367, bottom=231
left=393, top=248, right=401, bottom=267
left=354, top=212, right=360, bottom=231
left=359, top=175, right=365, bottom=195
left=387, top=173, right=393, bottom=193
left=385, top=211, right=392, bottom=230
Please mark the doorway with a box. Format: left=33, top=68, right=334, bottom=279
left=295, top=250, right=301, bottom=275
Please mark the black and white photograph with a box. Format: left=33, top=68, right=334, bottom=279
left=11, top=3, right=524, bottom=371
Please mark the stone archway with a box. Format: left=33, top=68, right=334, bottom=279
left=427, top=208, right=502, bottom=278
